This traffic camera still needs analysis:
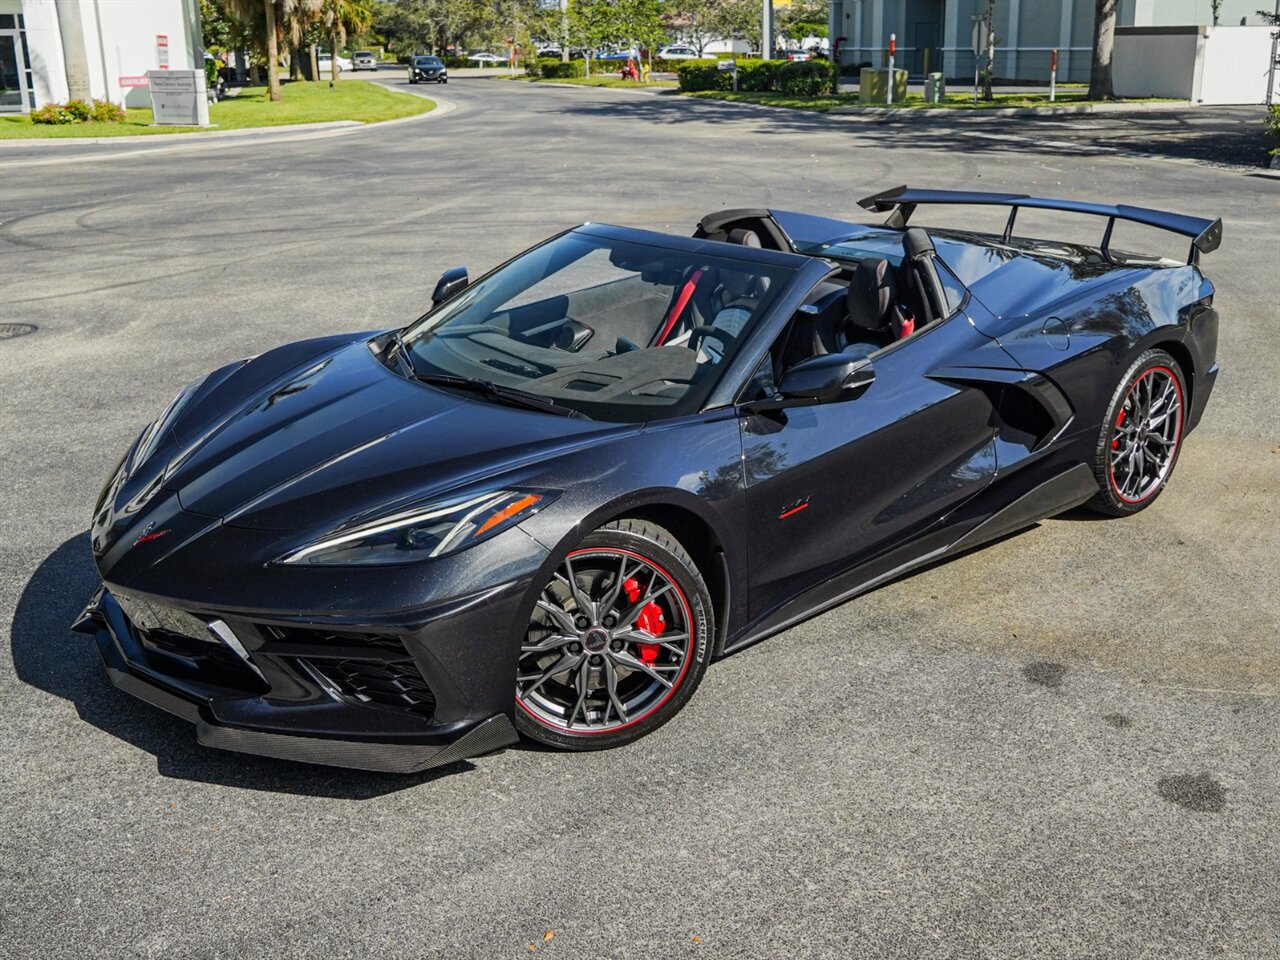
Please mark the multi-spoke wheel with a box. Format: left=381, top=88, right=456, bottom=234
left=515, top=519, right=712, bottom=749
left=1087, top=349, right=1187, bottom=516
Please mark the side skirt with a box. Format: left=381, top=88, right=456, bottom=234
left=722, top=463, right=1098, bottom=656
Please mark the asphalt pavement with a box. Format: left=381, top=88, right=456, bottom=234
left=2, top=73, right=1278, bottom=959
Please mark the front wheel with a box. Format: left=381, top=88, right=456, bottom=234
left=1085, top=348, right=1187, bottom=516
left=515, top=519, right=713, bottom=750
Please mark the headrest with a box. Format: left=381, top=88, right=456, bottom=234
left=720, top=268, right=759, bottom=299
left=848, top=258, right=899, bottom=333
left=727, top=228, right=762, bottom=248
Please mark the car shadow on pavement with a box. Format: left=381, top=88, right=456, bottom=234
left=10, top=532, right=476, bottom=798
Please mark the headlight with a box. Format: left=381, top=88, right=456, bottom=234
left=125, top=374, right=210, bottom=478
left=277, top=489, right=556, bottom=566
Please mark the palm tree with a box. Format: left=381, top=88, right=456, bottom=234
left=223, top=0, right=321, bottom=100
left=321, top=0, right=374, bottom=84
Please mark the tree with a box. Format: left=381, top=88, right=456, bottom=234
left=1088, top=0, right=1118, bottom=101
left=321, top=0, right=374, bottom=81
left=980, top=0, right=997, bottom=101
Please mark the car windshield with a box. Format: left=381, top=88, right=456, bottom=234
left=401, top=230, right=796, bottom=423
left=415, top=57, right=442, bottom=66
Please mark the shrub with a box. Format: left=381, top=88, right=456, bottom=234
left=676, top=58, right=722, bottom=92
left=540, top=59, right=587, bottom=79
left=30, top=97, right=125, bottom=124
left=678, top=58, right=835, bottom=96
left=90, top=98, right=125, bottom=122
left=775, top=60, right=835, bottom=96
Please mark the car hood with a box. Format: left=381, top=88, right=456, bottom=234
left=152, top=337, right=633, bottom=534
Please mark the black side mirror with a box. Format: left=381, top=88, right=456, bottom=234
left=432, top=266, right=469, bottom=307
left=778, top=353, right=875, bottom=404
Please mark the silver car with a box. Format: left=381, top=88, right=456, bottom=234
left=352, top=51, right=378, bottom=71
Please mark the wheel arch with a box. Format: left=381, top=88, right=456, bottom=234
left=1149, top=337, right=1196, bottom=410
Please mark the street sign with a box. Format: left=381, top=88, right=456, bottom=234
left=971, top=20, right=988, bottom=58
left=156, top=34, right=169, bottom=69
left=119, top=76, right=149, bottom=88
left=148, top=70, right=209, bottom=126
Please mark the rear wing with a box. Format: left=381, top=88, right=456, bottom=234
left=858, top=186, right=1222, bottom=265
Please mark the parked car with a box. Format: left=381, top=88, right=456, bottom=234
left=468, top=52, right=506, bottom=64
left=656, top=45, right=700, bottom=60
left=597, top=48, right=640, bottom=61
left=408, top=55, right=448, bottom=84
left=316, top=55, right=352, bottom=73
left=77, top=187, right=1222, bottom=771
left=351, top=51, right=378, bottom=71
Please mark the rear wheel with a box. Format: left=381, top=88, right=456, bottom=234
left=1086, top=348, right=1187, bottom=516
left=515, top=519, right=713, bottom=750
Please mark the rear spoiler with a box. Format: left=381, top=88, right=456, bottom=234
left=857, top=186, right=1222, bottom=265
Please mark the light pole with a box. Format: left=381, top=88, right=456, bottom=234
left=762, top=0, right=774, bottom=60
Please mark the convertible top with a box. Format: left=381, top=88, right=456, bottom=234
left=858, top=186, right=1222, bottom=264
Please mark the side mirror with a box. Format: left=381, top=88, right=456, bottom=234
left=778, top=353, right=875, bottom=404
left=432, top=266, right=469, bottom=307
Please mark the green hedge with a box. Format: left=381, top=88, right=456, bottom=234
left=539, top=58, right=587, bottom=79
left=676, top=58, right=835, bottom=96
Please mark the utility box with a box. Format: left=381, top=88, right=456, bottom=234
left=859, top=67, right=908, bottom=104
left=924, top=72, right=945, bottom=104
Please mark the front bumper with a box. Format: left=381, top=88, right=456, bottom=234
left=75, top=586, right=522, bottom=773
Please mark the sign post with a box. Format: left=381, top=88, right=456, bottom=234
left=148, top=69, right=210, bottom=126
left=887, top=33, right=895, bottom=105
left=970, top=19, right=987, bottom=103
left=1050, top=48, right=1058, bottom=102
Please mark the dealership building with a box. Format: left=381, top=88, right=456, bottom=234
left=830, top=0, right=1278, bottom=84
left=0, top=0, right=201, bottom=114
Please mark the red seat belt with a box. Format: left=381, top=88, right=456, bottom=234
left=655, top=269, right=705, bottom=346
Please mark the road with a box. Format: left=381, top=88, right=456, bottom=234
left=2, top=75, right=1278, bottom=960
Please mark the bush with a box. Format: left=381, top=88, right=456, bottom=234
left=90, top=98, right=125, bottom=122
left=30, top=97, right=125, bottom=124
left=540, top=58, right=587, bottom=79
left=676, top=59, right=722, bottom=92
left=677, top=58, right=834, bottom=96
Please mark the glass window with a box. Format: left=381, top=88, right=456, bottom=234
left=934, top=259, right=968, bottom=315
left=403, top=231, right=796, bottom=423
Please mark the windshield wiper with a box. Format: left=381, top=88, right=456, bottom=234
left=387, top=329, right=416, bottom=376
left=413, top=373, right=590, bottom=419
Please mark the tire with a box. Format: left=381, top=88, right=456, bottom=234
left=1085, top=348, right=1188, bottom=517
left=409, top=77, right=416, bottom=84
left=514, top=518, right=714, bottom=751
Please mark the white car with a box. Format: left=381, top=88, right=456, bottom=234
left=657, top=46, right=700, bottom=60
left=468, top=52, right=506, bottom=64
left=317, top=55, right=353, bottom=73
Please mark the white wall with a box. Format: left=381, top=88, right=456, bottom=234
left=1114, top=27, right=1204, bottom=100
left=1115, top=24, right=1278, bottom=104
left=1199, top=26, right=1279, bottom=104
left=79, top=0, right=199, bottom=107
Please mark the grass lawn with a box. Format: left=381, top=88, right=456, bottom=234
left=683, top=90, right=1169, bottom=113
left=509, top=75, right=678, bottom=89
left=0, top=80, right=433, bottom=139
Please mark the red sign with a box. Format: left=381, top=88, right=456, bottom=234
left=119, top=75, right=149, bottom=87
left=157, top=34, right=169, bottom=69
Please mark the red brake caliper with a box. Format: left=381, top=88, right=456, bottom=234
left=622, top=577, right=665, bottom=664
left=1112, top=409, right=1126, bottom=449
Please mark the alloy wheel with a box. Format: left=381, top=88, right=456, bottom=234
left=1108, top=365, right=1184, bottom=503
left=516, top=548, right=695, bottom=734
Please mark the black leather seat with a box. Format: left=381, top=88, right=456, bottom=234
left=845, top=257, right=907, bottom=358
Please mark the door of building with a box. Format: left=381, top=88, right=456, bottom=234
left=0, top=14, right=34, bottom=114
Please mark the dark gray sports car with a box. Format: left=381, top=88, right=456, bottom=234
left=76, top=188, right=1220, bottom=772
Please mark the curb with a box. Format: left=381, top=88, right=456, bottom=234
left=0, top=92, right=455, bottom=167
left=495, top=79, right=674, bottom=96
left=0, top=83, right=450, bottom=153
left=828, top=100, right=1196, bottom=119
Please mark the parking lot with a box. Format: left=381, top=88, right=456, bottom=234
left=2, top=76, right=1277, bottom=958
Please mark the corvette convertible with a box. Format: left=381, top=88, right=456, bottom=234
left=75, top=187, right=1221, bottom=772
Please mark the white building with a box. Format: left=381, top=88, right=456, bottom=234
left=0, top=0, right=201, bottom=114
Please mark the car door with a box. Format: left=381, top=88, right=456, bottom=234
left=739, top=305, right=1002, bottom=623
